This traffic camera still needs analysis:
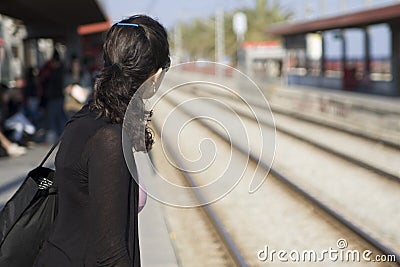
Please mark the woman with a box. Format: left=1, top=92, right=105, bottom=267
left=34, top=15, right=170, bottom=266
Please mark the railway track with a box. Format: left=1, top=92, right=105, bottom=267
left=152, top=123, right=249, bottom=267
left=184, top=86, right=400, bottom=182
left=148, top=87, right=400, bottom=266
left=269, top=104, right=400, bottom=150
left=163, top=71, right=400, bottom=150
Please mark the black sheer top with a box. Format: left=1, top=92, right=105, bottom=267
left=34, top=104, right=140, bottom=267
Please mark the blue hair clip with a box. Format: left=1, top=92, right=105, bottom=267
left=117, top=22, right=139, bottom=27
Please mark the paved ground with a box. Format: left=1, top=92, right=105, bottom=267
left=0, top=144, right=53, bottom=207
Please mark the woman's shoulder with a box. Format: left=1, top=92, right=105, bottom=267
left=91, top=123, right=122, bottom=143
left=82, top=124, right=125, bottom=165
left=63, top=104, right=119, bottom=146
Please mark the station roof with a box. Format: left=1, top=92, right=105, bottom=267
left=268, top=3, right=400, bottom=36
left=77, top=20, right=111, bottom=36
left=0, top=0, right=107, bottom=37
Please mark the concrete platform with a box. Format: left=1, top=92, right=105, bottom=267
left=0, top=144, right=54, bottom=208
left=135, top=153, right=179, bottom=267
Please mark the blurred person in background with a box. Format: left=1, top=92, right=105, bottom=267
left=0, top=83, right=26, bottom=157
left=33, top=14, right=170, bottom=266
left=3, top=77, right=36, bottom=146
left=23, top=67, right=40, bottom=127
left=40, top=50, right=67, bottom=144
left=64, top=55, right=92, bottom=118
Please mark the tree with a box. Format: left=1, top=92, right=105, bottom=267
left=173, top=0, right=291, bottom=62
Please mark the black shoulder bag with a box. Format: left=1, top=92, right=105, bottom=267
left=0, top=141, right=60, bottom=266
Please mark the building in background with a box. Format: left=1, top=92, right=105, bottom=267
left=0, top=0, right=107, bottom=86
left=0, top=15, right=27, bottom=87
left=268, top=3, right=400, bottom=96
left=241, top=41, right=284, bottom=81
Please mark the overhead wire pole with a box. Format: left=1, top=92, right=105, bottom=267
left=173, top=23, right=182, bottom=64
left=340, top=0, right=348, bottom=13
left=364, top=0, right=373, bottom=8
left=304, top=0, right=311, bottom=19
left=144, top=0, right=159, bottom=13
left=319, top=0, right=327, bottom=18
left=364, top=0, right=370, bottom=7
left=215, top=10, right=225, bottom=78
left=233, top=12, right=247, bottom=71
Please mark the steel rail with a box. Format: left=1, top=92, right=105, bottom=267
left=185, top=89, right=400, bottom=182
left=163, top=95, right=400, bottom=265
left=189, top=87, right=400, bottom=150
left=152, top=123, right=250, bottom=267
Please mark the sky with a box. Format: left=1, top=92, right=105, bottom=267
left=99, top=0, right=400, bottom=58
left=100, top=0, right=400, bottom=28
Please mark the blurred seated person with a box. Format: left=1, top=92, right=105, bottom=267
left=64, top=55, right=92, bottom=118
left=0, top=84, right=26, bottom=157
left=2, top=78, right=36, bottom=146
left=0, top=131, right=26, bottom=157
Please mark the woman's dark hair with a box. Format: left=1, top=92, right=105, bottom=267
left=91, top=15, right=170, bottom=151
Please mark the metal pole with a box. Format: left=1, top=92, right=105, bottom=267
left=174, top=23, right=182, bottom=63
left=215, top=10, right=225, bottom=77
left=304, top=0, right=312, bottom=19
left=340, top=0, right=348, bottom=13
left=320, top=0, right=327, bottom=18
left=364, top=0, right=373, bottom=8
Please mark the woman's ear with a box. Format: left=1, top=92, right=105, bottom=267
left=143, top=68, right=164, bottom=99
left=152, top=68, right=163, bottom=84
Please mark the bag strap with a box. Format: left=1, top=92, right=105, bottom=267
left=39, top=136, right=63, bottom=167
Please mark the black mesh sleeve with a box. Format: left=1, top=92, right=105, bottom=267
left=87, top=125, right=133, bottom=266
